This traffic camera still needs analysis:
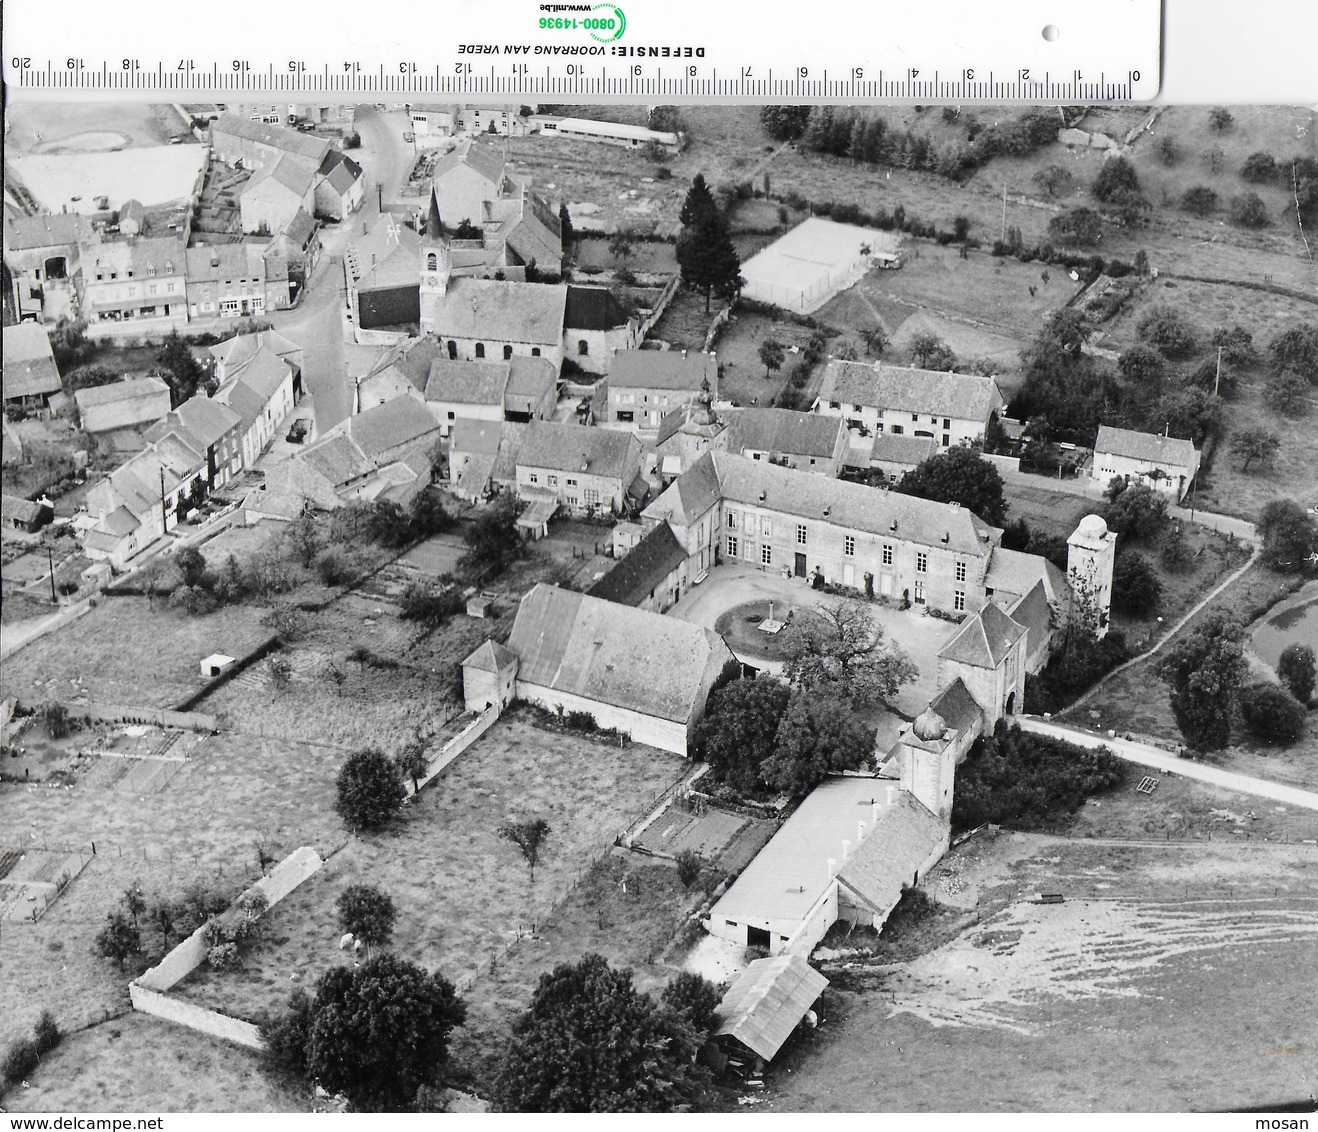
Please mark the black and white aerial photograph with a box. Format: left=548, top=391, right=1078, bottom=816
left=2, top=66, right=1317, bottom=1121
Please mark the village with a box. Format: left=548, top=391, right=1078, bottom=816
left=2, top=99, right=1317, bottom=1115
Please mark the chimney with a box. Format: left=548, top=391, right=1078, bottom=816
left=826, top=857, right=837, bottom=879
left=871, top=802, right=881, bottom=824
left=842, top=839, right=851, bottom=861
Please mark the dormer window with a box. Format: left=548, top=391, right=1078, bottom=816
left=165, top=262, right=174, bottom=274
left=147, top=265, right=156, bottom=276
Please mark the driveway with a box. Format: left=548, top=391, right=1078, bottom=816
left=667, top=562, right=958, bottom=717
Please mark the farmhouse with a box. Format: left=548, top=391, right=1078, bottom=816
left=1092, top=424, right=1200, bottom=502
left=3, top=211, right=91, bottom=324
left=239, top=154, right=319, bottom=236
left=446, top=419, right=525, bottom=502
left=431, top=141, right=508, bottom=228
left=586, top=519, right=691, bottom=613
left=75, top=377, right=172, bottom=435
left=356, top=335, right=444, bottom=409
left=514, top=419, right=643, bottom=514
left=856, top=432, right=938, bottom=483
left=814, top=360, right=1005, bottom=448
left=604, top=350, right=717, bottom=429
left=208, top=114, right=332, bottom=170
left=461, top=583, right=735, bottom=756
left=326, top=396, right=442, bottom=467
left=314, top=150, right=366, bottom=221
left=2, top=322, right=62, bottom=410
left=739, top=217, right=903, bottom=313
left=724, top=407, right=848, bottom=477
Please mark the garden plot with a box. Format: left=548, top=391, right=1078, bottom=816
left=635, top=804, right=746, bottom=859
left=0, top=845, right=93, bottom=923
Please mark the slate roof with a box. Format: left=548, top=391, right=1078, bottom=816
left=1008, top=579, right=1056, bottom=660
left=336, top=397, right=440, bottom=462
left=817, top=360, right=1004, bottom=422
left=608, top=349, right=715, bottom=391
left=489, top=194, right=563, bottom=270
left=835, top=793, right=949, bottom=916
left=461, top=639, right=518, bottom=674
left=1094, top=424, right=1198, bottom=469
left=450, top=418, right=504, bottom=457
left=427, top=279, right=567, bottom=345
left=505, top=583, right=732, bottom=724
left=241, top=153, right=319, bottom=200
left=586, top=521, right=688, bottom=606
left=927, top=677, right=984, bottom=737
left=144, top=395, right=241, bottom=450
left=425, top=359, right=509, bottom=406
left=714, top=955, right=829, bottom=1063
left=210, top=330, right=302, bottom=375
left=432, top=141, right=506, bottom=191
left=280, top=208, right=318, bottom=250
left=646, top=452, right=997, bottom=557
left=985, top=547, right=1067, bottom=605
left=75, top=376, right=170, bottom=409
left=726, top=407, right=843, bottom=460
left=3, top=211, right=92, bottom=250
left=564, top=285, right=631, bottom=331
left=318, top=149, right=364, bottom=194
left=365, top=336, right=445, bottom=394
left=938, top=600, right=1027, bottom=669
left=98, top=505, right=141, bottom=537
left=517, top=420, right=640, bottom=481
left=209, top=114, right=331, bottom=163
left=2, top=323, right=62, bottom=401
left=299, top=433, right=375, bottom=488
left=184, top=243, right=267, bottom=283
left=504, top=355, right=558, bottom=414
left=868, top=433, right=937, bottom=466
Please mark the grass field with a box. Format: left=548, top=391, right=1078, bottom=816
left=0, top=596, right=274, bottom=711
left=761, top=836, right=1318, bottom=1112
left=171, top=711, right=687, bottom=1024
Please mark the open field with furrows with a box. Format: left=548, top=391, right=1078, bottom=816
left=0, top=595, right=273, bottom=711
left=171, top=712, right=687, bottom=1025
left=0, top=731, right=349, bottom=1051
left=762, top=835, right=1318, bottom=1112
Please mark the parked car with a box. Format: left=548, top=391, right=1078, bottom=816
left=286, top=418, right=311, bottom=444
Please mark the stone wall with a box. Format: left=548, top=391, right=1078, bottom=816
left=77, top=702, right=219, bottom=733
left=409, top=705, right=500, bottom=796
left=128, top=984, right=263, bottom=1050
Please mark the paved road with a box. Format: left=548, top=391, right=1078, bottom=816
left=1018, top=716, right=1318, bottom=813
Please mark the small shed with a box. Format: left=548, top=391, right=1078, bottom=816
left=465, top=590, right=498, bottom=619
left=713, top=954, right=829, bottom=1065
left=200, top=653, right=236, bottom=678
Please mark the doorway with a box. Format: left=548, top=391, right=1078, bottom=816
left=747, top=925, right=771, bottom=949
left=794, top=552, right=807, bottom=578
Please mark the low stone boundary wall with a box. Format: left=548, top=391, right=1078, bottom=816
left=130, top=846, right=324, bottom=1048
left=173, top=634, right=282, bottom=712
left=980, top=452, right=1021, bottom=475
left=408, top=706, right=500, bottom=796
left=77, top=702, right=219, bottom=733
left=0, top=600, right=94, bottom=662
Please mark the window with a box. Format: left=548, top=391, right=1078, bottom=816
left=584, top=488, right=600, bottom=506
left=165, top=262, right=173, bottom=274
left=761, top=545, right=773, bottom=566
left=911, top=413, right=919, bottom=422
left=566, top=478, right=578, bottom=487
left=844, top=535, right=855, bottom=556
left=147, top=265, right=156, bottom=277
left=616, top=410, right=634, bottom=423
left=578, top=339, right=589, bottom=356
left=954, top=590, right=966, bottom=612
left=916, top=553, right=928, bottom=573
left=475, top=342, right=485, bottom=358
left=762, top=518, right=772, bottom=537
left=944, top=418, right=952, bottom=428
left=503, top=345, right=513, bottom=360
left=796, top=524, right=807, bottom=544
left=942, top=435, right=951, bottom=447
left=956, top=560, right=967, bottom=583
left=914, top=581, right=926, bottom=604
left=528, top=473, right=538, bottom=484
left=830, top=400, right=840, bottom=409
left=727, top=535, right=739, bottom=557
left=149, top=285, right=158, bottom=295
left=446, top=410, right=455, bottom=420
left=726, top=510, right=737, bottom=529
left=882, top=544, right=893, bottom=566
left=426, top=252, right=438, bottom=271
left=531, top=347, right=541, bottom=357
left=548, top=475, right=558, bottom=486
left=890, top=424, right=904, bottom=435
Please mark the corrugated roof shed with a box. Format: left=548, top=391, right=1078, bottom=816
left=505, top=583, right=731, bottom=724
left=586, top=520, right=687, bottom=606
left=818, top=360, right=1004, bottom=422
left=714, top=955, right=829, bottom=1063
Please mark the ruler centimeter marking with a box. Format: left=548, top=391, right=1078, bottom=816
left=9, top=62, right=1141, bottom=101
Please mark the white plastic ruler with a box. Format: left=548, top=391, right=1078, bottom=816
left=3, top=0, right=1162, bottom=101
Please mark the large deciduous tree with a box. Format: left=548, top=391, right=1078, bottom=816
left=1156, top=610, right=1248, bottom=751
left=1277, top=644, right=1316, bottom=705
left=495, top=953, right=706, bottom=1112
left=334, top=748, right=406, bottom=831
left=783, top=601, right=917, bottom=707
left=460, top=490, right=524, bottom=578
left=692, top=675, right=791, bottom=794
left=1257, top=500, right=1318, bottom=572
left=1238, top=682, right=1307, bottom=746
left=761, top=691, right=875, bottom=795
left=336, top=884, right=397, bottom=956
left=895, top=446, right=1009, bottom=526
left=1230, top=427, right=1281, bottom=473
left=499, top=818, right=552, bottom=883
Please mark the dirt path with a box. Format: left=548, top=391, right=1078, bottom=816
left=1017, top=716, right=1318, bottom=812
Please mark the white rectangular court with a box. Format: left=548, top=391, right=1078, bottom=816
left=740, top=217, right=903, bottom=314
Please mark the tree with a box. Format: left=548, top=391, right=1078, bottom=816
left=336, top=884, right=397, bottom=956
left=648, top=105, right=683, bottom=134
left=156, top=331, right=205, bottom=406
left=1111, top=552, right=1161, bottom=616
left=1032, top=164, right=1073, bottom=197
left=1238, top=682, right=1307, bottom=746
left=1268, top=325, right=1318, bottom=383
left=460, top=490, right=524, bottom=577
left=1202, top=145, right=1227, bottom=174
left=759, top=105, right=811, bottom=142
left=395, top=734, right=429, bottom=794
left=1230, top=192, right=1271, bottom=229
left=1092, top=156, right=1140, bottom=202
left=1257, top=499, right=1318, bottom=572
left=301, top=954, right=466, bottom=1111
left=259, top=988, right=313, bottom=1084
left=659, top=971, right=721, bottom=1039
left=1269, top=371, right=1310, bottom=417
left=1240, top=151, right=1278, bottom=183
left=1160, top=525, right=1191, bottom=572
left=758, top=338, right=785, bottom=379
left=676, top=175, right=743, bottom=312
left=694, top=675, right=790, bottom=793
left=1277, top=644, right=1316, bottom=705
left=1157, top=136, right=1180, bottom=166
left=895, top=446, right=1009, bottom=526
left=499, top=818, right=551, bottom=883
left=1180, top=185, right=1218, bottom=217
left=608, top=231, right=635, bottom=265
left=1137, top=304, right=1200, bottom=360
left=674, top=848, right=703, bottom=889
left=1211, top=325, right=1258, bottom=367
left=910, top=332, right=952, bottom=369
left=952, top=215, right=972, bottom=243
left=399, top=580, right=462, bottom=627
left=1230, top=427, right=1281, bottom=472
left=48, top=317, right=92, bottom=372
left=1103, top=481, right=1168, bottom=542
left=1157, top=610, right=1247, bottom=751
left=1155, top=386, right=1222, bottom=446
left=783, top=600, right=917, bottom=707
left=284, top=512, right=322, bottom=568
left=1048, top=207, right=1102, bottom=246
left=174, top=546, right=207, bottom=588
left=558, top=202, right=574, bottom=243
left=761, top=692, right=874, bottom=795
left=861, top=325, right=890, bottom=356
left=65, top=364, right=120, bottom=392
left=495, top=953, right=705, bottom=1112
left=335, top=748, right=406, bottom=831
left=1208, top=106, right=1235, bottom=132
left=95, top=909, right=141, bottom=967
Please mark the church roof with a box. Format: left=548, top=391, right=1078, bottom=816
left=427, top=279, right=567, bottom=346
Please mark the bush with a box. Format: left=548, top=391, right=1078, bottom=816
left=1238, top=682, right=1307, bottom=746
left=400, top=581, right=463, bottom=627
left=169, top=585, right=221, bottom=616
left=951, top=722, right=1129, bottom=831
left=315, top=548, right=356, bottom=586
left=1229, top=192, right=1271, bottom=229
left=1180, top=186, right=1218, bottom=217
left=42, top=701, right=73, bottom=739
left=335, top=748, right=406, bottom=831
left=1, top=1038, right=40, bottom=1089
left=1278, top=644, right=1316, bottom=705
left=1137, top=304, right=1200, bottom=360
left=207, top=942, right=243, bottom=971
left=1240, top=152, right=1277, bottom=183
left=1111, top=552, right=1162, bottom=616
left=674, top=848, right=702, bottom=888
left=32, top=1012, right=60, bottom=1056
